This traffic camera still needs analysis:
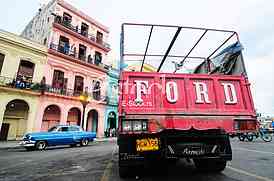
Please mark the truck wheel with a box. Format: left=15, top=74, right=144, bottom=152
left=35, top=141, right=47, bottom=151
left=194, top=159, right=226, bottom=172
left=80, top=138, right=89, bottom=146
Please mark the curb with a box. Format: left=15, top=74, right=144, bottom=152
left=0, top=145, right=21, bottom=151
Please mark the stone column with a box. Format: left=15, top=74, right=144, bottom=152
left=35, top=105, right=45, bottom=131
left=97, top=109, right=105, bottom=138
left=60, top=106, right=69, bottom=125
left=27, top=110, right=38, bottom=133
left=83, top=108, right=89, bottom=131
left=0, top=101, right=6, bottom=131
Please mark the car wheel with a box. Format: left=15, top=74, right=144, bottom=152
left=80, top=138, right=89, bottom=146
left=35, top=141, right=47, bottom=150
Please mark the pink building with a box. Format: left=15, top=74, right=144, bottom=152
left=21, top=0, right=111, bottom=137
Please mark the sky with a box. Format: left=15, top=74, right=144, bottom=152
left=0, top=0, right=273, bottom=115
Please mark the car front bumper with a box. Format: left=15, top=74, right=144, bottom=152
left=19, top=140, right=36, bottom=147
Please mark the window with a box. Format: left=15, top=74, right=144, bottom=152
left=48, top=126, right=58, bottom=132
left=74, top=76, right=84, bottom=95
left=94, top=51, right=102, bottom=65
left=0, top=53, right=4, bottom=74
left=68, top=126, right=79, bottom=132
left=93, top=81, right=101, bottom=100
left=63, top=12, right=72, bottom=26
left=17, top=60, right=35, bottom=83
left=60, top=126, right=69, bottom=132
left=78, top=44, right=87, bottom=61
left=96, top=31, right=103, bottom=44
left=58, top=36, right=70, bottom=54
left=52, top=70, right=65, bottom=89
left=81, top=22, right=89, bottom=37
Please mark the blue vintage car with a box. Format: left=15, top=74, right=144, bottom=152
left=19, top=125, right=96, bottom=151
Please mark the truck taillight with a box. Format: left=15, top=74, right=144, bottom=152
left=234, top=120, right=257, bottom=131
left=122, top=120, right=148, bottom=132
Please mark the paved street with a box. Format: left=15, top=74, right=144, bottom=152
left=0, top=138, right=274, bottom=181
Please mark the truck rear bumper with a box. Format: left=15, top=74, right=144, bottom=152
left=118, top=129, right=232, bottom=166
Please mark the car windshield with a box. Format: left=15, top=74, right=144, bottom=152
left=48, top=126, right=58, bottom=132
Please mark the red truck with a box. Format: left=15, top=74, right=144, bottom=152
left=118, top=23, right=257, bottom=177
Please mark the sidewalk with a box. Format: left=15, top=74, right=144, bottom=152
left=0, top=137, right=117, bottom=150
left=0, top=141, right=20, bottom=150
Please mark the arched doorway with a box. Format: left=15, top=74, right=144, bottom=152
left=1, top=100, right=29, bottom=140
left=87, top=110, right=98, bottom=133
left=42, top=105, right=61, bottom=131
left=107, top=112, right=117, bottom=129
left=67, top=107, right=81, bottom=126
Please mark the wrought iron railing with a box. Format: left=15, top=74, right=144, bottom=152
left=0, top=76, right=41, bottom=92
left=44, top=84, right=108, bottom=102
left=0, top=76, right=109, bottom=102
left=54, top=16, right=110, bottom=49
left=49, top=43, right=110, bottom=70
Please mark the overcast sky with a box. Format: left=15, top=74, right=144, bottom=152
left=0, top=0, right=273, bottom=115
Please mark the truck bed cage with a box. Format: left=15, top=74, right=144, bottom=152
left=120, top=23, right=240, bottom=73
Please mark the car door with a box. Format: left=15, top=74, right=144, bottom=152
left=56, top=126, right=73, bottom=145
left=68, top=126, right=82, bottom=144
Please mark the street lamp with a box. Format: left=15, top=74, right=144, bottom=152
left=79, top=91, right=90, bottom=129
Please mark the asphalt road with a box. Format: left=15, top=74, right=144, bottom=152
left=0, top=138, right=274, bottom=181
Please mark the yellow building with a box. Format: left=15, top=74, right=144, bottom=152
left=126, top=63, right=157, bottom=72
left=0, top=30, right=47, bottom=140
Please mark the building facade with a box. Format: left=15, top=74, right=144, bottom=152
left=104, top=68, right=119, bottom=136
left=0, top=30, right=47, bottom=140
left=21, top=0, right=111, bottom=137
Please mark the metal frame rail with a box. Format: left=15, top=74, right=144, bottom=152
left=120, top=23, right=239, bottom=73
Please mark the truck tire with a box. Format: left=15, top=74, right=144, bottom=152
left=194, top=159, right=226, bottom=172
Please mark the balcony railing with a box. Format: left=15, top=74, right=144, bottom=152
left=54, top=16, right=110, bottom=49
left=44, top=84, right=108, bottom=102
left=0, top=76, right=41, bottom=92
left=0, top=76, right=108, bottom=102
left=49, top=43, right=111, bottom=70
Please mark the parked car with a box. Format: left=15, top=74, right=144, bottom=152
left=19, top=125, right=96, bottom=151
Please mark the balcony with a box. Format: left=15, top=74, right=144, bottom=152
left=54, top=16, right=110, bottom=51
left=49, top=43, right=111, bottom=71
left=0, top=76, right=41, bottom=92
left=44, top=84, right=108, bottom=103
left=0, top=76, right=108, bottom=103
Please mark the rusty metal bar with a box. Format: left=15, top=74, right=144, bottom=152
left=122, top=23, right=236, bottom=34
left=175, top=30, right=208, bottom=73
left=141, top=26, right=153, bottom=72
left=157, top=27, right=182, bottom=72
left=207, top=32, right=236, bottom=59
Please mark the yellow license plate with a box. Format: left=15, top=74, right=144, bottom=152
left=136, top=138, right=159, bottom=152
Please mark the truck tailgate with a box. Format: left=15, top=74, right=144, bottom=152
left=119, top=72, right=256, bottom=133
